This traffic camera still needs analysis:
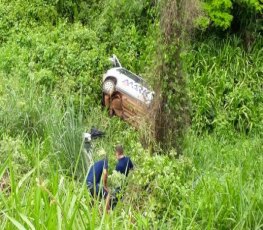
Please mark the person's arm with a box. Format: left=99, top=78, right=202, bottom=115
left=102, top=160, right=109, bottom=191
left=102, top=168, right=108, bottom=191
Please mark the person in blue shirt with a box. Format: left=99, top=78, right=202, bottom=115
left=111, top=145, right=133, bottom=209
left=86, top=150, right=110, bottom=211
left=115, top=145, right=133, bottom=176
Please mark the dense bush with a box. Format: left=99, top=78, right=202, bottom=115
left=122, top=134, right=263, bottom=228
left=2, top=0, right=261, bottom=134
left=196, top=0, right=262, bottom=32
left=0, top=22, right=109, bottom=110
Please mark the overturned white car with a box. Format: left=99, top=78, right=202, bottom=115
left=102, top=55, right=154, bottom=123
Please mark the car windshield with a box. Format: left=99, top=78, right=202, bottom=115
left=117, top=68, right=143, bottom=84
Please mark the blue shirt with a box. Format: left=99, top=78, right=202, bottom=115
left=87, top=159, right=108, bottom=184
left=116, top=156, right=133, bottom=176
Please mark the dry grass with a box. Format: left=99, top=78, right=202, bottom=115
left=0, top=172, right=10, bottom=193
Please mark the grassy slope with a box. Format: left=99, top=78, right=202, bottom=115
left=187, top=37, right=263, bottom=134
left=0, top=1, right=262, bottom=229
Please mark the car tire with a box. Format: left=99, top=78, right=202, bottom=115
left=103, top=79, right=116, bottom=96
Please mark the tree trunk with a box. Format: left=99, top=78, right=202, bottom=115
left=153, top=0, right=199, bottom=155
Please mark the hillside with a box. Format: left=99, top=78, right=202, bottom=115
left=0, top=0, right=262, bottom=229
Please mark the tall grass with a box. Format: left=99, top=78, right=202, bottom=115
left=0, top=73, right=142, bottom=229
left=122, top=133, right=263, bottom=229
left=0, top=146, right=110, bottom=229
left=0, top=76, right=87, bottom=177
left=186, top=36, right=263, bottom=134
left=183, top=133, right=263, bottom=229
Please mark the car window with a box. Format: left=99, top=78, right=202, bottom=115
left=117, top=69, right=143, bottom=84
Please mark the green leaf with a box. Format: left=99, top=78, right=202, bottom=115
left=3, top=212, right=27, bottom=230
left=19, top=213, right=36, bottom=230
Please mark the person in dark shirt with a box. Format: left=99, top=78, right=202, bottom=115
left=87, top=159, right=108, bottom=197
left=115, top=145, right=133, bottom=176
left=86, top=150, right=110, bottom=211
left=111, top=145, right=133, bottom=209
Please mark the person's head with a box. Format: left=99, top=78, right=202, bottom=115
left=115, top=145, right=124, bottom=158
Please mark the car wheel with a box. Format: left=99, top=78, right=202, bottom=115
left=103, top=79, right=116, bottom=96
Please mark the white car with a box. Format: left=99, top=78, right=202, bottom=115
left=103, top=55, right=154, bottom=104
left=102, top=55, right=154, bottom=122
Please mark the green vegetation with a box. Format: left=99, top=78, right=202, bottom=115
left=188, top=36, right=263, bottom=134
left=201, top=0, right=262, bottom=30
left=0, top=0, right=262, bottom=229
